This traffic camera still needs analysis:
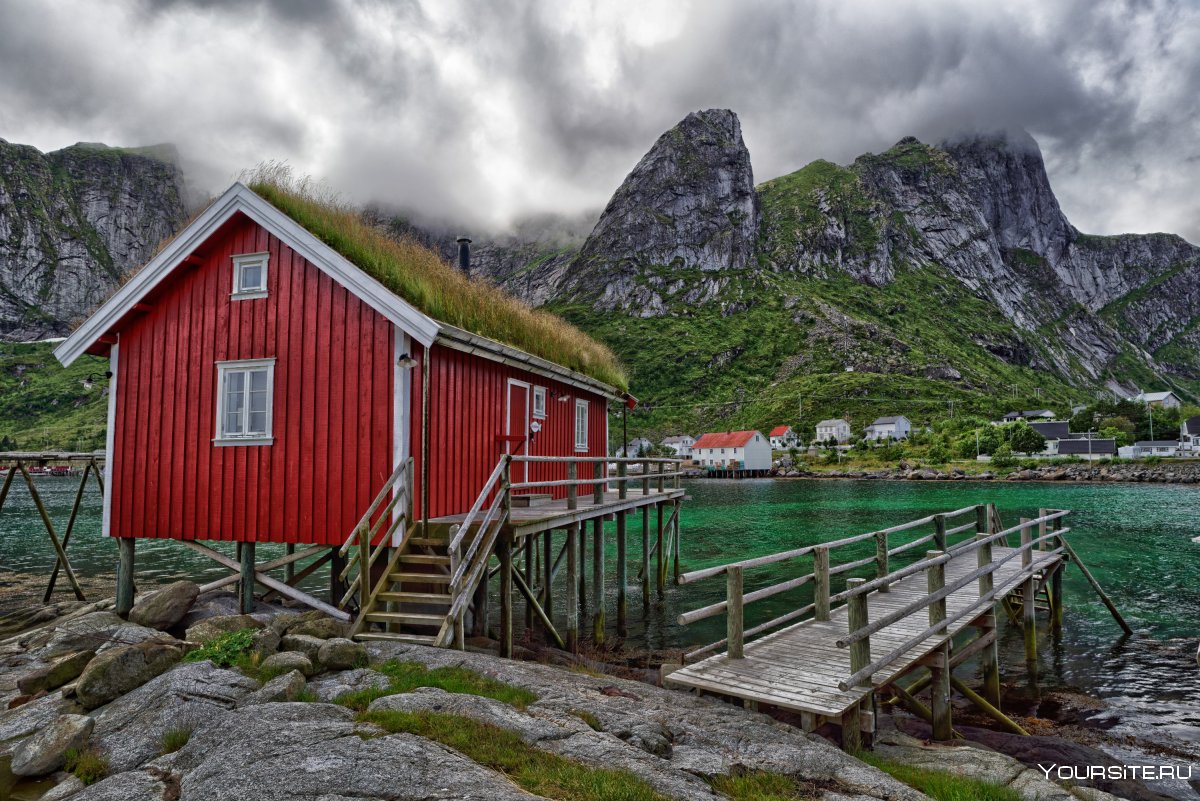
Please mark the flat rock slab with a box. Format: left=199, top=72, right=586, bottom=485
left=32, top=612, right=173, bottom=661
left=11, top=713, right=95, bottom=776
left=307, top=667, right=390, bottom=703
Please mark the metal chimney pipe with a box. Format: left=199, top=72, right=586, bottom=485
left=456, top=236, right=471, bottom=274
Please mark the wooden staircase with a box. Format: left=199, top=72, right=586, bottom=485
left=353, top=527, right=456, bottom=646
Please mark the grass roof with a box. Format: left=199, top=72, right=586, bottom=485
left=244, top=166, right=627, bottom=391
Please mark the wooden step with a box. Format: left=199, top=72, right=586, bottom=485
left=511, top=493, right=553, bottom=507
left=389, top=571, right=451, bottom=584
left=353, top=632, right=439, bottom=645
left=375, top=591, right=452, bottom=604
left=364, top=611, right=447, bottom=625
left=398, top=553, right=450, bottom=565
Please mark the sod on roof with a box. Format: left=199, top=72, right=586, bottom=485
left=246, top=168, right=628, bottom=391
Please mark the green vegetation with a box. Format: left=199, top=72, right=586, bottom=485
left=182, top=628, right=258, bottom=668
left=246, top=165, right=627, bottom=390
left=858, top=752, right=1022, bottom=801
left=360, top=708, right=668, bottom=801
left=709, top=770, right=823, bottom=800
left=0, top=340, right=110, bottom=451
left=333, top=659, right=537, bottom=712
left=64, top=746, right=109, bottom=786
left=159, top=727, right=192, bottom=755
left=568, top=709, right=602, bottom=731
left=757, top=159, right=878, bottom=258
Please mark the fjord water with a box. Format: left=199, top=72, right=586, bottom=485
left=3, top=476, right=1198, bottom=776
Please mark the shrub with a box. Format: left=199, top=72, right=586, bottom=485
left=990, top=444, right=1015, bottom=469
left=64, top=747, right=109, bottom=786
left=183, top=628, right=258, bottom=668
left=159, top=727, right=192, bottom=755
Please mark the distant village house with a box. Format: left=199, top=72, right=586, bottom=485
left=814, top=418, right=852, bottom=444
left=864, top=416, right=911, bottom=441
left=615, top=437, right=655, bottom=458
left=1130, top=390, right=1181, bottom=409
left=1181, top=416, right=1200, bottom=454
left=769, top=425, right=800, bottom=450
left=660, top=434, right=695, bottom=459
left=693, top=431, right=772, bottom=471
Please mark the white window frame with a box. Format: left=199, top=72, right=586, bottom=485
left=574, top=398, right=589, bottom=451
left=214, top=358, right=275, bottom=445
left=231, top=252, right=269, bottom=300
left=532, top=386, right=547, bottom=418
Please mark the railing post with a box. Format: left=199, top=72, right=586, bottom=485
left=618, top=461, right=628, bottom=500
left=567, top=460, right=578, bottom=510
left=1038, top=508, right=1048, bottom=551
left=657, top=461, right=665, bottom=493
left=674, top=460, right=681, bottom=489
left=449, top=524, right=464, bottom=649
left=727, top=566, right=744, bottom=659
left=933, top=514, right=947, bottom=552
left=874, top=531, right=889, bottom=592
left=814, top=547, right=830, bottom=621
left=593, top=461, right=604, bottom=505
left=847, top=578, right=870, bottom=680
left=976, top=532, right=1001, bottom=707
left=642, top=459, right=650, bottom=495
left=357, top=523, right=371, bottom=615
left=974, top=503, right=987, bottom=535
left=499, top=538, right=513, bottom=659
left=927, top=550, right=946, bottom=634
left=1020, top=517, right=1037, bottom=681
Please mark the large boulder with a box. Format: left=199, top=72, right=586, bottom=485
left=0, top=693, right=67, bottom=760
left=75, top=642, right=182, bottom=710
left=16, top=650, right=95, bottom=695
left=10, top=713, right=95, bottom=776
left=259, top=651, right=314, bottom=678
left=316, top=638, right=367, bottom=671
left=278, top=633, right=324, bottom=663
left=128, top=581, right=200, bottom=631
left=282, top=612, right=349, bottom=640
left=35, top=611, right=173, bottom=660
left=184, top=614, right=263, bottom=645
left=307, top=667, right=390, bottom=703
left=239, top=670, right=307, bottom=707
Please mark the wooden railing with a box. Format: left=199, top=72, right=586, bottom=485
left=676, top=505, right=987, bottom=662
left=508, top=456, right=684, bottom=507
left=337, top=457, right=413, bottom=614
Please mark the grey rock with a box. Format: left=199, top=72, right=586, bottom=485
left=36, top=612, right=173, bottom=660
left=127, top=581, right=199, bottom=631
left=17, top=650, right=95, bottom=695
left=316, top=637, right=367, bottom=670
left=369, top=687, right=575, bottom=744
left=278, top=633, right=324, bottom=663
left=239, top=670, right=306, bottom=706
left=283, top=614, right=349, bottom=640
left=307, top=667, right=391, bottom=702
left=75, top=642, right=182, bottom=710
left=183, top=614, right=264, bottom=644
left=38, top=773, right=85, bottom=801
left=67, top=768, right=169, bottom=801
left=259, top=651, right=314, bottom=677
left=248, top=627, right=280, bottom=658
left=0, top=692, right=68, bottom=759
left=10, top=713, right=95, bottom=776
left=90, top=661, right=257, bottom=773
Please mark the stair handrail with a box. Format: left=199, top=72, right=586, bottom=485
left=335, top=457, right=412, bottom=611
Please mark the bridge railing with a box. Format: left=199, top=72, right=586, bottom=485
left=675, top=504, right=985, bottom=662
left=836, top=509, right=1069, bottom=690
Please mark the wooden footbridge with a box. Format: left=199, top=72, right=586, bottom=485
left=665, top=505, right=1122, bottom=751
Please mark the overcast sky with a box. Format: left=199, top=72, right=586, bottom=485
left=2, top=0, right=1197, bottom=240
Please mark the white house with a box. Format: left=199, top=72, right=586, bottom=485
left=692, top=430, right=773, bottom=471
left=1180, top=416, right=1200, bottom=454
left=768, top=425, right=800, bottom=450
left=865, top=415, right=911, bottom=441
left=615, top=438, right=654, bottom=458
left=660, top=435, right=696, bottom=458
left=1129, top=440, right=1180, bottom=458
left=1130, top=390, right=1182, bottom=409
left=814, top=418, right=852, bottom=444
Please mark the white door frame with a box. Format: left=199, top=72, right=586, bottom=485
left=506, top=378, right=531, bottom=485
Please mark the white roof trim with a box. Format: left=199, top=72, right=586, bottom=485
left=54, top=182, right=440, bottom=367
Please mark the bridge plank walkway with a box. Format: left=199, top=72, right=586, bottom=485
left=666, top=545, right=1062, bottom=718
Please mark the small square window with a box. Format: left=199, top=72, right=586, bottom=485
left=532, top=386, right=546, bottom=418
left=215, top=358, right=275, bottom=445
left=231, top=253, right=269, bottom=300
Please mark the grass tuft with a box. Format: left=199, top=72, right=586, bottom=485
left=159, top=726, right=192, bottom=755
left=64, top=746, right=109, bottom=786
left=569, top=709, right=603, bottom=731
left=360, top=708, right=667, bottom=801
left=243, top=164, right=627, bottom=390
left=858, top=752, right=1022, bottom=801
left=710, top=770, right=818, bottom=800
left=183, top=628, right=258, bottom=668
left=334, top=659, right=537, bottom=711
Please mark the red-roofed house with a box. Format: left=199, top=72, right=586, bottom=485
left=768, top=425, right=800, bottom=450
left=693, top=430, right=772, bottom=471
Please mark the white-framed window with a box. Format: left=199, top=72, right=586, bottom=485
left=574, top=398, right=588, bottom=450
left=231, top=252, right=269, bottom=300
left=215, top=358, right=275, bottom=445
left=532, top=386, right=547, bottom=418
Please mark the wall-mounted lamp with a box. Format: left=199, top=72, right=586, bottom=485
left=555, top=393, right=569, bottom=402
left=81, top=371, right=113, bottom=391
left=396, top=352, right=418, bottom=369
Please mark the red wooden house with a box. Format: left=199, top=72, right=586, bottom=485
left=54, top=181, right=648, bottom=645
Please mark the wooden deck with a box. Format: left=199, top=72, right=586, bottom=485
left=429, top=487, right=684, bottom=537
left=666, top=544, right=1062, bottom=719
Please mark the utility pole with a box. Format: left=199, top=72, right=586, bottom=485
left=976, top=429, right=980, bottom=459
left=1148, top=404, right=1154, bottom=440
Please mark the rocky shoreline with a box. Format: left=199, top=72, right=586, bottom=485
left=756, top=461, right=1200, bottom=485
left=0, top=585, right=1180, bottom=801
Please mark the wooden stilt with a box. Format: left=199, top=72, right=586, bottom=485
left=240, top=542, right=256, bottom=613
left=641, top=507, right=650, bottom=612
left=499, top=538, right=513, bottom=658
left=116, top=537, right=136, bottom=617
left=616, top=511, right=628, bottom=637
left=472, top=567, right=490, bottom=638
left=542, top=530, right=554, bottom=623
left=928, top=644, right=952, bottom=741
left=566, top=524, right=579, bottom=653
left=18, top=464, right=85, bottom=601
left=512, top=567, right=565, bottom=649
left=330, top=549, right=347, bottom=607
left=1020, top=519, right=1038, bottom=689
left=950, top=675, right=1029, bottom=736
left=672, top=499, right=681, bottom=583
left=578, top=521, right=587, bottom=617
left=840, top=704, right=861, bottom=753
left=45, top=460, right=93, bottom=601
left=655, top=501, right=665, bottom=597
left=592, top=518, right=605, bottom=645
left=1049, top=563, right=1063, bottom=637
left=524, top=535, right=534, bottom=633
left=1059, top=536, right=1132, bottom=635
left=974, top=533, right=1001, bottom=708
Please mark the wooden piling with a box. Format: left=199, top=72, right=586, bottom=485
left=840, top=705, right=862, bottom=753
left=285, top=543, right=295, bottom=584
left=1049, top=517, right=1063, bottom=635
left=1059, top=536, right=1132, bottom=635
left=524, top=535, right=535, bottom=633
left=499, top=539, right=513, bottom=658
left=847, top=578, right=870, bottom=680
left=641, top=507, right=650, bottom=612
left=928, top=645, right=953, bottom=741
left=542, top=530, right=554, bottom=623
left=578, top=521, right=587, bottom=616
left=116, top=537, right=136, bottom=618
left=656, top=501, right=665, bottom=597
left=566, top=524, right=579, bottom=653
left=592, top=517, right=605, bottom=644
left=240, top=541, right=256, bottom=614
left=672, top=499, right=682, bottom=583
left=927, top=550, right=946, bottom=633
left=727, top=566, right=744, bottom=659
left=1020, top=519, right=1037, bottom=673
left=814, top=547, right=830, bottom=621
left=616, top=511, right=628, bottom=636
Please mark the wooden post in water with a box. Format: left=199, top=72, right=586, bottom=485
left=592, top=518, right=605, bottom=644
left=566, top=523, right=579, bottom=653
left=672, top=498, right=682, bottom=583
left=1050, top=516, right=1064, bottom=636
left=616, top=511, right=628, bottom=636
left=641, top=507, right=651, bottom=612
left=844, top=577, right=870, bottom=752
left=285, top=544, right=295, bottom=585
left=814, top=547, right=831, bottom=621
left=656, top=502, right=665, bottom=597
left=499, top=538, right=513, bottom=658
left=727, top=566, right=744, bottom=659
left=542, top=530, right=554, bottom=624
left=1020, top=518, right=1037, bottom=689
left=240, top=542, right=256, bottom=614
left=926, top=550, right=952, bottom=741
left=874, top=531, right=889, bottom=592
left=116, top=537, right=136, bottom=618
left=578, top=519, right=586, bottom=617
left=976, top=533, right=1001, bottom=708
left=524, top=535, right=534, bottom=633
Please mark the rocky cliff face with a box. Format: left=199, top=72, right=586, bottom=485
left=0, top=140, right=187, bottom=340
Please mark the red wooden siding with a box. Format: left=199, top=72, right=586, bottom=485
left=411, top=344, right=610, bottom=519
left=110, top=213, right=393, bottom=545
